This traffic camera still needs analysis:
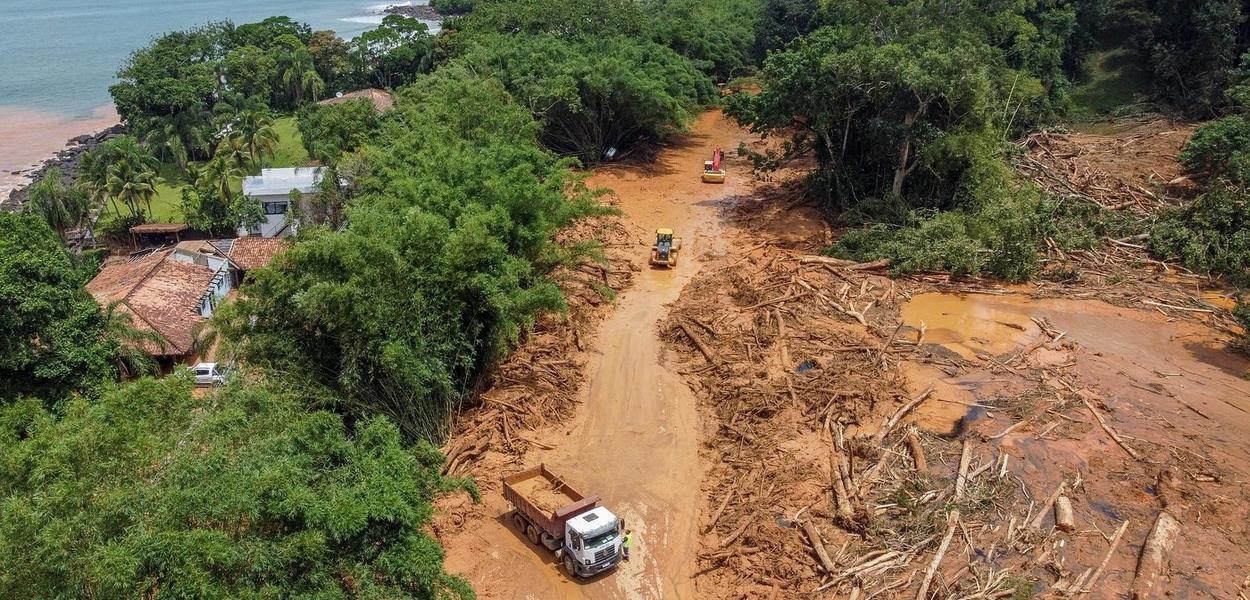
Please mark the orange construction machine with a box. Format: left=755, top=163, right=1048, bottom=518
left=702, top=147, right=726, bottom=183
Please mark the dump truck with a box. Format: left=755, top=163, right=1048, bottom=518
left=503, top=464, right=625, bottom=577
left=650, top=228, right=682, bottom=267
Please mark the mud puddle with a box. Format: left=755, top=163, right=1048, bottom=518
left=901, top=292, right=1250, bottom=598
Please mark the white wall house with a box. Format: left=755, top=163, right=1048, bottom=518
left=239, top=167, right=326, bottom=238
left=170, top=240, right=237, bottom=316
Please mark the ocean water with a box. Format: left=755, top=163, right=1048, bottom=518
left=0, top=0, right=431, bottom=193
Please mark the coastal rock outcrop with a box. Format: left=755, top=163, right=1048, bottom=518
left=1, top=124, right=126, bottom=212
left=383, top=4, right=443, bottom=21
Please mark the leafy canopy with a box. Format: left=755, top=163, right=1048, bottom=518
left=0, top=377, right=474, bottom=599
left=0, top=213, right=115, bottom=403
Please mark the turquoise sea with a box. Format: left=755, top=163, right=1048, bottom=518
left=0, top=0, right=431, bottom=187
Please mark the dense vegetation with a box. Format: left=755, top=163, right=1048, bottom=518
left=219, top=71, right=604, bottom=440
left=0, top=377, right=474, bottom=598
left=1111, top=0, right=1250, bottom=117
left=0, top=214, right=116, bottom=402
left=730, top=0, right=1087, bottom=280
left=5, top=0, right=774, bottom=594
left=10, top=0, right=1250, bottom=594
left=730, top=0, right=1250, bottom=289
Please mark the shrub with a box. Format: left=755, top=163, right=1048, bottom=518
left=1149, top=187, right=1250, bottom=284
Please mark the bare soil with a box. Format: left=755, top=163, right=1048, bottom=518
left=434, top=111, right=1250, bottom=599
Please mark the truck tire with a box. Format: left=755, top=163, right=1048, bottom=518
left=512, top=512, right=526, bottom=532
left=563, top=554, right=578, bottom=577
left=526, top=524, right=541, bottom=545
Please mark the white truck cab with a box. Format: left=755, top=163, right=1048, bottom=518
left=562, top=507, right=624, bottom=577
left=503, top=464, right=624, bottom=578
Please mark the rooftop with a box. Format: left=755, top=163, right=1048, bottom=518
left=318, top=88, right=395, bottom=113
left=242, top=167, right=325, bottom=197
left=86, top=249, right=216, bottom=356
left=223, top=236, right=289, bottom=271
left=129, top=223, right=189, bottom=234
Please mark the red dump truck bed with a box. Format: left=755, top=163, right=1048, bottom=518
left=503, top=464, right=600, bottom=538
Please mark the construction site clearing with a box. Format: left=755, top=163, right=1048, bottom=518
left=431, top=111, right=1250, bottom=599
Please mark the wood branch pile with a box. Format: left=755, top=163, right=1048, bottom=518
left=1015, top=123, right=1194, bottom=214
left=667, top=230, right=1232, bottom=597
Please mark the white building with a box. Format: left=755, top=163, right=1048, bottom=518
left=239, top=167, right=326, bottom=238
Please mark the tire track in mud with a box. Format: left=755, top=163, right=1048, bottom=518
left=441, top=111, right=759, bottom=599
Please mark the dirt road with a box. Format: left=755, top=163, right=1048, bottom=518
left=441, top=111, right=757, bottom=599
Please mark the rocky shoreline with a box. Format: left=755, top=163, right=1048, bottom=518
left=1, top=124, right=126, bottom=212
left=384, top=3, right=443, bottom=21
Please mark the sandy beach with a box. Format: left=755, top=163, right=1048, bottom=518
left=0, top=104, right=119, bottom=201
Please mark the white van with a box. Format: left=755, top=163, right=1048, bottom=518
left=192, top=362, right=230, bottom=387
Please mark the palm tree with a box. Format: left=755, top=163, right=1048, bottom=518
left=26, top=168, right=90, bottom=241
left=142, top=117, right=189, bottom=173
left=215, top=136, right=251, bottom=171
left=302, top=69, right=326, bottom=103
left=107, top=158, right=162, bottom=219
left=197, top=154, right=246, bottom=204
left=102, top=301, right=166, bottom=379
left=233, top=110, right=280, bottom=168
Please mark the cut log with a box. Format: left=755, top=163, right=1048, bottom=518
left=1029, top=480, right=1068, bottom=530
left=1130, top=512, right=1180, bottom=599
left=1055, top=495, right=1076, bottom=532
left=954, top=440, right=972, bottom=502
left=798, top=256, right=893, bottom=270
left=801, top=521, right=837, bottom=574
left=905, top=428, right=927, bottom=472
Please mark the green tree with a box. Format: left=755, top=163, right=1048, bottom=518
left=196, top=154, right=246, bottom=205
left=309, top=30, right=354, bottom=91
left=458, top=33, right=714, bottom=162
left=233, top=15, right=312, bottom=48
left=352, top=15, right=435, bottom=89
left=271, top=34, right=322, bottom=107
left=140, top=116, right=191, bottom=173
left=25, top=168, right=90, bottom=242
left=297, top=98, right=381, bottom=163
left=234, top=109, right=281, bottom=168
left=222, top=44, right=277, bottom=100
left=0, top=213, right=115, bottom=402
left=101, top=300, right=165, bottom=378
left=219, top=71, right=604, bottom=441
left=0, top=378, right=474, bottom=598
left=106, top=154, right=162, bottom=220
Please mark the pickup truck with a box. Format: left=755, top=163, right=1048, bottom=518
left=503, top=464, right=625, bottom=577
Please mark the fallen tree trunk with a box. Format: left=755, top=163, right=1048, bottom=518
left=874, top=385, right=935, bottom=445
left=1130, top=511, right=1180, bottom=599
left=678, top=320, right=720, bottom=365
left=916, top=510, right=960, bottom=600
left=1080, top=519, right=1130, bottom=595
left=798, top=256, right=893, bottom=270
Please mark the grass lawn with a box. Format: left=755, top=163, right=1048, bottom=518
left=1070, top=46, right=1153, bottom=130
left=100, top=115, right=310, bottom=226
left=268, top=116, right=310, bottom=167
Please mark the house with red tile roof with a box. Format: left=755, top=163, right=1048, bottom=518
left=86, top=238, right=289, bottom=360
left=218, top=237, right=289, bottom=273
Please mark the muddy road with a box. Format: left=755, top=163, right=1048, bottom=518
left=440, top=111, right=757, bottom=599
left=438, top=110, right=1250, bottom=599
